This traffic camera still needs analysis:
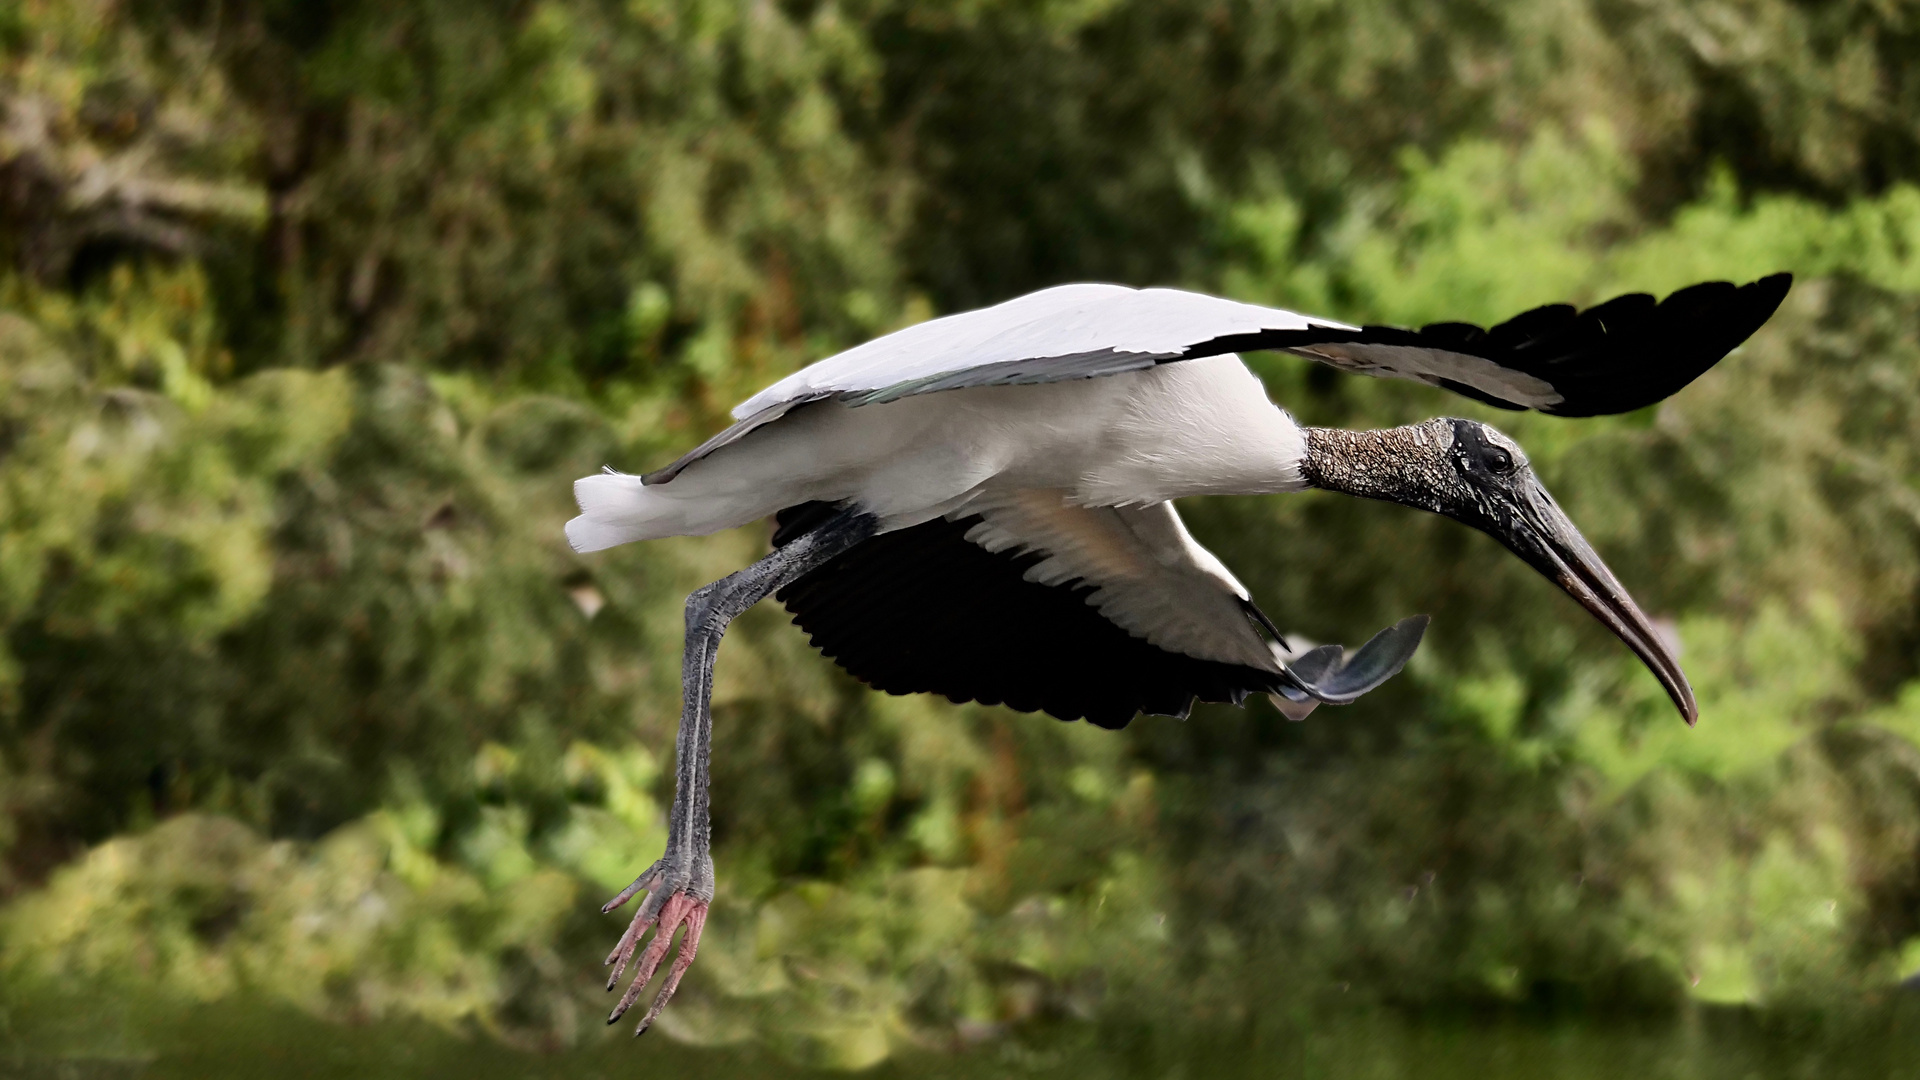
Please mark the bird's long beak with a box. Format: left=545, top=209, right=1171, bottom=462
left=1489, top=482, right=1698, bottom=725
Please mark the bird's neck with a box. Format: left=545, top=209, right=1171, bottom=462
left=1299, top=421, right=1453, bottom=512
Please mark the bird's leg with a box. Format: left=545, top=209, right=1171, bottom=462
left=602, top=507, right=875, bottom=1034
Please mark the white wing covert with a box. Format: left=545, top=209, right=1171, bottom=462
left=960, top=491, right=1282, bottom=673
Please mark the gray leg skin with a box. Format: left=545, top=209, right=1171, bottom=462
left=602, top=508, right=875, bottom=1035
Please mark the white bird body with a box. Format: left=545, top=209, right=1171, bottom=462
left=570, top=354, right=1307, bottom=547
left=571, top=355, right=1309, bottom=677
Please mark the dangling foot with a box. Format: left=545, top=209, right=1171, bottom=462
left=602, top=858, right=712, bottom=1035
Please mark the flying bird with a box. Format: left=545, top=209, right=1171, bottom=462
left=567, top=273, right=1793, bottom=1032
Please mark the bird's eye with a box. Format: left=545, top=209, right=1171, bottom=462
left=1484, top=447, right=1514, bottom=475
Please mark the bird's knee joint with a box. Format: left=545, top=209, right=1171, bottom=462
left=685, top=582, right=735, bottom=630
left=684, top=588, right=717, bottom=625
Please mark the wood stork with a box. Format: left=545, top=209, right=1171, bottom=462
left=569, top=273, right=1792, bottom=1031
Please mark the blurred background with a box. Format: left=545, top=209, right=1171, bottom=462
left=7, top=0, right=1920, bottom=1076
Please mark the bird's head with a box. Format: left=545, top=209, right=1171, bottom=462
left=1301, top=417, right=1696, bottom=725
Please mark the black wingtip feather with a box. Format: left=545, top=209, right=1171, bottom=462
left=1202, top=273, right=1792, bottom=416
left=1529, top=273, right=1792, bottom=416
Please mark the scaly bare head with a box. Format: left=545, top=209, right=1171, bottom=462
left=1300, top=418, right=1695, bottom=725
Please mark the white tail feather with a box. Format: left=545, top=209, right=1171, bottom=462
left=566, top=472, right=662, bottom=552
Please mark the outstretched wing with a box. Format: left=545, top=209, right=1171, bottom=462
left=773, top=498, right=1282, bottom=728
left=647, top=275, right=1791, bottom=484
left=772, top=494, right=1422, bottom=728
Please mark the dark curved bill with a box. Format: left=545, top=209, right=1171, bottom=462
left=1503, top=484, right=1698, bottom=725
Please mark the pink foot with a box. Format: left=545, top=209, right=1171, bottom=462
left=604, top=876, right=709, bottom=1035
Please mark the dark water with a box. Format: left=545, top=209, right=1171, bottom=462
left=5, top=997, right=1920, bottom=1079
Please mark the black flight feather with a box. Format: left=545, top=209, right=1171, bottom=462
left=772, top=505, right=1284, bottom=728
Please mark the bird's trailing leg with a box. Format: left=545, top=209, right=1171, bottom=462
left=602, top=506, right=876, bottom=1034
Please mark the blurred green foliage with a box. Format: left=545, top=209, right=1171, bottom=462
left=8, top=0, right=1920, bottom=1066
